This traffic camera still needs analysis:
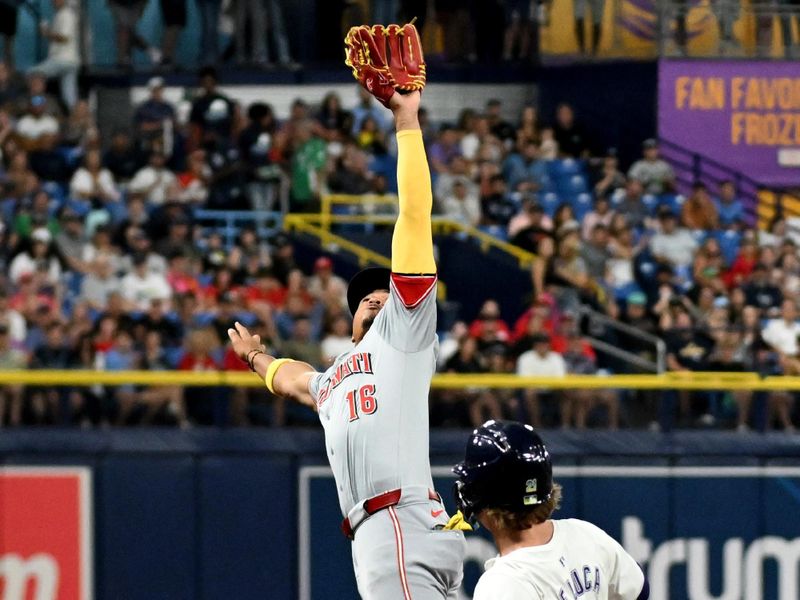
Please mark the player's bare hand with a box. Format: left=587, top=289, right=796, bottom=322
left=227, top=321, right=264, bottom=361
left=388, top=90, right=421, bottom=115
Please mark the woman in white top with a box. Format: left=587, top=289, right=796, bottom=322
left=8, top=227, right=62, bottom=286
left=70, top=149, right=120, bottom=203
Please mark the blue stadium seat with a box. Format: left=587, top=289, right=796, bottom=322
left=570, top=193, right=593, bottom=221
left=658, top=193, right=686, bottom=214
left=479, top=224, right=508, bottom=241
left=609, top=188, right=626, bottom=210
left=642, top=194, right=659, bottom=215
left=540, top=192, right=561, bottom=217
left=537, top=172, right=556, bottom=194
left=548, top=158, right=584, bottom=179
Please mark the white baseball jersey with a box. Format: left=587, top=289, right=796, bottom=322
left=309, top=274, right=438, bottom=517
left=473, top=518, right=646, bottom=600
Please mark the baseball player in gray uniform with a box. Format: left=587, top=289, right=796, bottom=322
left=228, top=87, right=465, bottom=599
left=453, top=420, right=649, bottom=600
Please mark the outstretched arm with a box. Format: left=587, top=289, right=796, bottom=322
left=389, top=92, right=436, bottom=275
left=227, top=322, right=318, bottom=408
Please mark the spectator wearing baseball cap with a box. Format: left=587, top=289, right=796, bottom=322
left=627, top=138, right=676, bottom=195
left=15, top=94, right=59, bottom=147
left=516, top=332, right=567, bottom=427
left=307, top=256, right=347, bottom=306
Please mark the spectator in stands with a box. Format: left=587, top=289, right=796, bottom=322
left=307, top=256, right=346, bottom=307
left=0, top=62, right=25, bottom=112
left=320, top=314, right=353, bottom=366
left=581, top=195, right=614, bottom=240
left=592, top=151, right=625, bottom=200
left=615, top=179, right=650, bottom=231
left=441, top=179, right=481, bottom=227
left=62, top=100, right=96, bottom=148
left=581, top=223, right=610, bottom=281
left=664, top=310, right=715, bottom=425
left=351, top=86, right=388, bottom=136
left=0, top=322, right=26, bottom=425
left=134, top=77, right=176, bottom=155
left=503, top=0, right=536, bottom=61
left=15, top=96, right=59, bottom=150
left=429, top=124, right=462, bottom=174
left=682, top=182, right=718, bottom=231
left=55, top=210, right=87, bottom=273
left=289, top=119, right=326, bottom=211
left=691, top=238, right=726, bottom=294
left=190, top=67, right=235, bottom=146
left=157, top=0, right=185, bottom=67
left=29, top=131, right=71, bottom=184
left=714, top=180, right=744, bottom=227
left=0, top=289, right=26, bottom=348
left=552, top=103, right=591, bottom=158
left=649, top=207, right=698, bottom=273
left=628, top=139, right=675, bottom=194
left=316, top=93, right=350, bottom=142
left=469, top=299, right=511, bottom=343
left=9, top=228, right=61, bottom=286
left=80, top=255, right=120, bottom=310
left=480, top=174, right=516, bottom=228
left=573, top=0, right=604, bottom=55
left=32, top=0, right=80, bottom=108
left=120, top=252, right=172, bottom=310
left=503, top=139, right=546, bottom=195
left=563, top=331, right=619, bottom=428
left=128, top=151, right=177, bottom=205
left=605, top=222, right=641, bottom=295
left=327, top=143, right=374, bottom=195
left=515, top=105, right=541, bottom=150
left=18, top=71, right=63, bottom=119
left=279, top=317, right=322, bottom=368
left=0, top=4, right=17, bottom=66
left=108, top=0, right=160, bottom=67
left=620, top=290, right=657, bottom=354
left=439, top=334, right=484, bottom=428
left=761, top=298, right=800, bottom=430
left=119, top=228, right=165, bottom=275
left=743, top=262, right=782, bottom=312
left=196, top=0, right=222, bottom=63
left=508, top=198, right=552, bottom=245
left=70, top=149, right=121, bottom=205
left=103, top=129, right=145, bottom=185
left=485, top=98, right=516, bottom=150
left=517, top=333, right=566, bottom=427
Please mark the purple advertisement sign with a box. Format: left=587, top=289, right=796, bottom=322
left=658, top=60, right=800, bottom=187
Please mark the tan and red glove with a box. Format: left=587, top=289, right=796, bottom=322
left=344, top=23, right=426, bottom=108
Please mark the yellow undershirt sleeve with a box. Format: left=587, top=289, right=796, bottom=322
left=392, top=129, right=436, bottom=274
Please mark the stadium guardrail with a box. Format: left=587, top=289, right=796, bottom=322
left=5, top=370, right=800, bottom=391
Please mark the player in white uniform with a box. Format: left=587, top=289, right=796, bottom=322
left=228, top=88, right=465, bottom=599
left=453, top=421, right=649, bottom=600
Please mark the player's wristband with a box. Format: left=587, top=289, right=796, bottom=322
left=246, top=349, right=265, bottom=372
left=265, top=358, right=295, bottom=394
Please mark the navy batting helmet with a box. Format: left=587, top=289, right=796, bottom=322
left=452, top=420, right=553, bottom=523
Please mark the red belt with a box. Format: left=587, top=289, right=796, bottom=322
left=341, top=488, right=440, bottom=540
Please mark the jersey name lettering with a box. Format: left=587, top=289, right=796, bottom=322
left=317, top=352, right=374, bottom=406
left=558, top=565, right=601, bottom=599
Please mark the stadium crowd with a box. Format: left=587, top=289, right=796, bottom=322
left=0, top=31, right=799, bottom=431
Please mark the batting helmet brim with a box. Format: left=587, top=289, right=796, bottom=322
left=347, top=267, right=392, bottom=316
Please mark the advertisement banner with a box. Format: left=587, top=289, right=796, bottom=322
left=0, top=467, right=93, bottom=600
left=658, top=59, right=800, bottom=186
left=299, top=465, right=800, bottom=600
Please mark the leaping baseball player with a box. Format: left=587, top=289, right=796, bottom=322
left=228, top=23, right=466, bottom=599
left=453, top=420, right=650, bottom=600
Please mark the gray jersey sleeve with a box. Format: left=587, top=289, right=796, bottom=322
left=372, top=274, right=437, bottom=353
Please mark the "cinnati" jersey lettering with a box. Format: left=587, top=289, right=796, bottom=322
left=317, top=352, right=374, bottom=406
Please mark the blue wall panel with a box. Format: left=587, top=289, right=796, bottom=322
left=198, top=456, right=295, bottom=600
left=99, top=456, right=197, bottom=600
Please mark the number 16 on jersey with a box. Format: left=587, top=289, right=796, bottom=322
left=346, top=384, right=378, bottom=421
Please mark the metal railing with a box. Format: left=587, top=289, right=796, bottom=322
left=578, top=305, right=667, bottom=374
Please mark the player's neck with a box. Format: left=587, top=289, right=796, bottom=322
left=493, top=520, right=555, bottom=556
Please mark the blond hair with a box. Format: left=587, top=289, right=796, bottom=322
left=483, top=482, right=562, bottom=531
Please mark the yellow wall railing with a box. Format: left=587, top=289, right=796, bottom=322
left=4, top=370, right=800, bottom=391
left=318, top=194, right=537, bottom=269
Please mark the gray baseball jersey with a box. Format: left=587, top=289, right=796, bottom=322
left=309, top=273, right=438, bottom=516
left=309, top=273, right=465, bottom=599
left=473, top=518, right=646, bottom=600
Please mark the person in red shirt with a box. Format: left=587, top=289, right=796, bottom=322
left=178, top=328, right=220, bottom=371
left=469, top=299, right=511, bottom=344
left=724, top=236, right=757, bottom=289
left=244, top=267, right=287, bottom=322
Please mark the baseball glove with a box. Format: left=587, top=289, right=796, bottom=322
left=344, top=23, right=426, bottom=108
